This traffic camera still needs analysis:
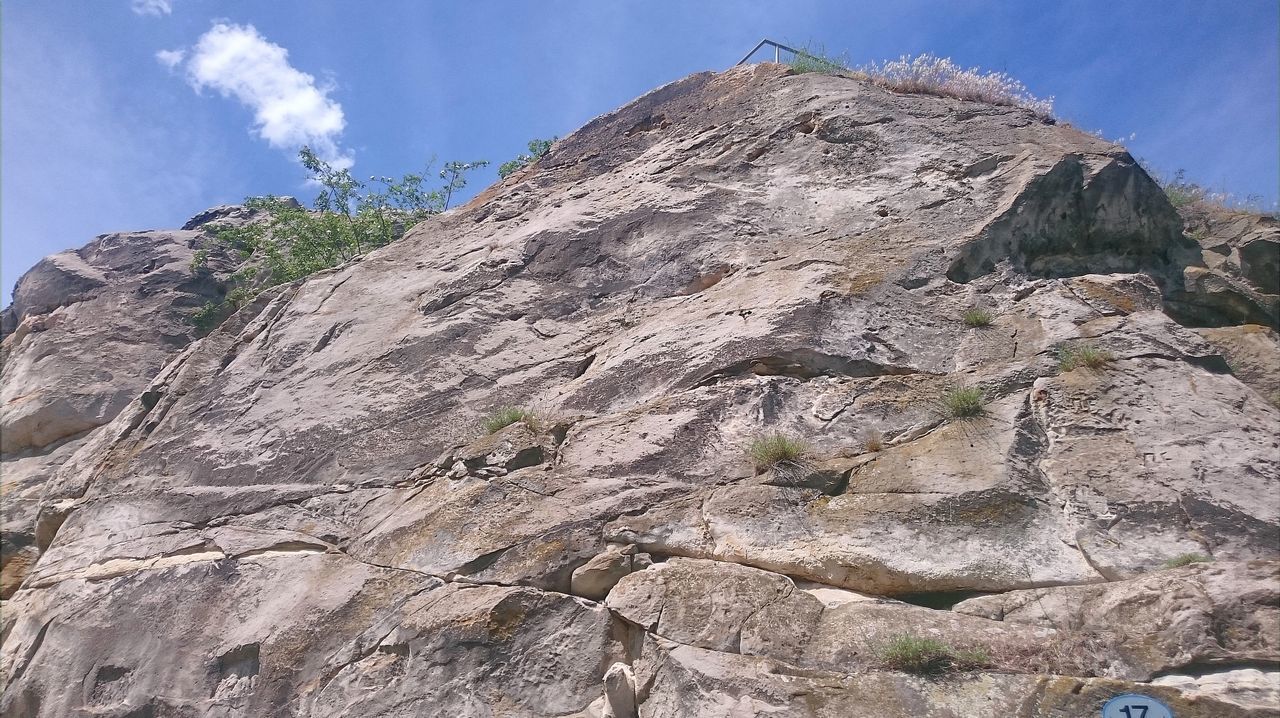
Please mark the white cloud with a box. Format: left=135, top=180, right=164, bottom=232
left=131, top=0, right=173, bottom=16
left=155, top=48, right=185, bottom=69
left=173, top=23, right=352, bottom=168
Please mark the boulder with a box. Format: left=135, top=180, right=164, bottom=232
left=570, top=544, right=652, bottom=600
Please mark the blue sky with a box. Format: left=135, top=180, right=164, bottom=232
left=4, top=1, right=1277, bottom=304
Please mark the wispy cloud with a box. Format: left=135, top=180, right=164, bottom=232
left=131, top=0, right=173, bottom=16
left=163, top=22, right=352, bottom=167
left=155, top=48, right=185, bottom=69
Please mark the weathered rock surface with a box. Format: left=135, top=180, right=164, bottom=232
left=0, top=224, right=238, bottom=598
left=1194, top=323, right=1280, bottom=402
left=2, top=63, right=1277, bottom=716
left=1167, top=204, right=1280, bottom=327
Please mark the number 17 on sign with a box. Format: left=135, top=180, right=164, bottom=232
left=1101, top=694, right=1173, bottom=718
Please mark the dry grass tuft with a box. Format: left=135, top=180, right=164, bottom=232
left=962, top=308, right=993, bottom=328
left=1162, top=552, right=1211, bottom=569
left=783, top=48, right=1054, bottom=117
left=1058, top=343, right=1115, bottom=372
left=864, top=430, right=885, bottom=453
left=941, top=386, right=985, bottom=419
left=875, top=635, right=991, bottom=675
left=748, top=433, right=810, bottom=473
left=482, top=406, right=541, bottom=434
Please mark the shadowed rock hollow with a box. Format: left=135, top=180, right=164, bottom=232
left=1, top=63, right=1277, bottom=717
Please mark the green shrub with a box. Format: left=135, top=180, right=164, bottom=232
left=190, top=300, right=227, bottom=333
left=190, top=248, right=210, bottom=273
left=961, top=308, right=993, bottom=328
left=201, top=147, right=489, bottom=326
left=748, top=433, right=809, bottom=472
left=1162, top=552, right=1211, bottom=569
left=482, top=406, right=540, bottom=434
left=941, top=386, right=984, bottom=419
left=876, top=634, right=989, bottom=674
left=787, top=44, right=849, bottom=74
left=498, top=138, right=556, bottom=179
left=1058, top=343, right=1115, bottom=371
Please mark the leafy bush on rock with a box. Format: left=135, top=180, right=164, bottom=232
left=499, top=138, right=556, bottom=179
left=190, top=147, right=487, bottom=329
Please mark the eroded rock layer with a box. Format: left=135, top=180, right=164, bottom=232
left=2, top=64, right=1277, bottom=717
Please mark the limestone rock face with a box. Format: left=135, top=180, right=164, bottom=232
left=1167, top=204, right=1280, bottom=327
left=0, top=225, right=238, bottom=598
left=2, top=64, right=1277, bottom=716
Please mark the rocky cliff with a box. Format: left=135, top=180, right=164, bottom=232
left=1, top=63, right=1277, bottom=717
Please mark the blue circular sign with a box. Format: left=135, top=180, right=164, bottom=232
left=1101, top=694, right=1173, bottom=718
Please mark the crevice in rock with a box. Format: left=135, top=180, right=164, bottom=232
left=310, top=274, right=354, bottom=314
left=311, top=321, right=349, bottom=353
left=449, top=545, right=514, bottom=577
left=572, top=353, right=596, bottom=378
left=693, top=350, right=915, bottom=387
left=1147, top=659, right=1280, bottom=681
left=1126, top=351, right=1233, bottom=374
left=3, top=618, right=53, bottom=690
left=896, top=589, right=994, bottom=610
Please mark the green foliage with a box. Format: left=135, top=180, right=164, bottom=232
left=498, top=138, right=556, bottom=179
left=1058, top=343, right=1115, bottom=371
left=748, top=433, right=809, bottom=472
left=190, top=300, right=227, bottom=333
left=482, top=406, right=540, bottom=434
left=189, top=147, right=487, bottom=329
left=876, top=635, right=990, bottom=674
left=961, top=308, right=993, bottom=328
left=941, top=386, right=985, bottom=419
left=1162, top=552, right=1211, bottom=569
left=190, top=248, right=210, bottom=272
left=787, top=44, right=849, bottom=74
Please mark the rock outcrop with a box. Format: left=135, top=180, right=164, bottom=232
left=1, top=63, right=1277, bottom=716
left=1167, top=203, right=1280, bottom=327
left=0, top=224, right=239, bottom=598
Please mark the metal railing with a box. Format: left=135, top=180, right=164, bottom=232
left=735, top=39, right=829, bottom=67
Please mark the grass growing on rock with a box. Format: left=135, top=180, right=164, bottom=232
left=482, top=407, right=541, bottom=434
left=961, top=308, right=993, bottom=328
left=786, top=44, right=850, bottom=74
left=1162, top=552, right=1212, bottom=569
left=941, top=386, right=985, bottom=419
left=864, top=430, right=885, bottom=453
left=781, top=48, right=1055, bottom=117
left=1058, top=343, right=1115, bottom=371
left=876, top=635, right=991, bottom=675
left=748, top=433, right=809, bottom=473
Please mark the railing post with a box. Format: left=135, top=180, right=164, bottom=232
left=736, top=39, right=807, bottom=67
